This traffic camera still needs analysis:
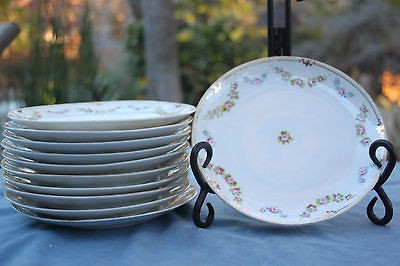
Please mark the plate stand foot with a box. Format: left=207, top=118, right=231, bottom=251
left=367, top=139, right=397, bottom=225
left=190, top=142, right=215, bottom=228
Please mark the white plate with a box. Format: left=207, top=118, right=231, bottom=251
left=7, top=100, right=196, bottom=130
left=192, top=56, right=385, bottom=225
left=3, top=129, right=189, bottom=154
left=2, top=149, right=188, bottom=175
left=3, top=167, right=189, bottom=196
left=10, top=184, right=197, bottom=229
left=1, top=139, right=189, bottom=164
left=6, top=188, right=179, bottom=219
left=3, top=117, right=192, bottom=142
left=1, top=156, right=189, bottom=187
left=5, top=184, right=190, bottom=219
left=4, top=178, right=189, bottom=209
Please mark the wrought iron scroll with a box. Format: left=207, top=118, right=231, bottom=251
left=190, top=142, right=215, bottom=228
left=367, top=139, right=397, bottom=225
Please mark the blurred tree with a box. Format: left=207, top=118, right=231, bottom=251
left=128, top=0, right=141, bottom=19
left=0, top=0, right=267, bottom=105
left=294, top=0, right=400, bottom=99
left=126, top=0, right=267, bottom=104
left=73, top=0, right=100, bottom=100
left=0, top=0, right=79, bottom=106
left=140, top=0, right=183, bottom=102
left=385, top=0, right=400, bottom=8
left=125, top=20, right=146, bottom=99
left=176, top=0, right=267, bottom=103
left=23, top=1, right=70, bottom=106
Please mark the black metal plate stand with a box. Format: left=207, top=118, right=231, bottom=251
left=190, top=142, right=215, bottom=228
left=267, top=0, right=304, bottom=56
left=367, top=140, right=397, bottom=225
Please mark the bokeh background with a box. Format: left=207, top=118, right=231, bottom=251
left=0, top=0, right=399, bottom=153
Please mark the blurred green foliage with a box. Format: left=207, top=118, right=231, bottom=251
left=1, top=1, right=74, bottom=106
left=126, top=0, right=268, bottom=104
left=3, top=0, right=400, bottom=107
left=125, top=21, right=147, bottom=100
left=386, top=0, right=400, bottom=8
left=73, top=1, right=98, bottom=101
left=1, top=1, right=117, bottom=106
left=1, top=0, right=269, bottom=106
left=177, top=15, right=267, bottom=103
left=23, top=2, right=69, bottom=106
left=176, top=0, right=268, bottom=103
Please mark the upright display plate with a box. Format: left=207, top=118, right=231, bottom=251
left=192, top=56, right=386, bottom=225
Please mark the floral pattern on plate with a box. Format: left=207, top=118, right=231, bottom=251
left=78, top=106, right=122, bottom=114
left=16, top=110, right=42, bottom=121
left=334, top=78, right=354, bottom=98
left=206, top=163, right=243, bottom=204
left=204, top=73, right=268, bottom=120
left=277, top=130, right=293, bottom=144
left=46, top=109, right=69, bottom=115
left=201, top=129, right=242, bottom=203
left=272, top=66, right=328, bottom=88
left=355, top=104, right=371, bottom=146
left=202, top=130, right=215, bottom=145
left=205, top=82, right=239, bottom=120
left=300, top=193, right=355, bottom=218
left=358, top=163, right=377, bottom=183
left=243, top=73, right=267, bottom=86
left=260, top=206, right=288, bottom=218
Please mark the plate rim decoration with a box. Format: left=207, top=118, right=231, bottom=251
left=7, top=100, right=196, bottom=131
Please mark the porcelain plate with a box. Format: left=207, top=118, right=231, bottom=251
left=192, top=56, right=385, bottom=225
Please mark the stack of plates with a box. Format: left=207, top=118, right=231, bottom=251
left=1, top=100, right=197, bottom=229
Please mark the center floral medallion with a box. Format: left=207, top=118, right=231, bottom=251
left=277, top=130, right=293, bottom=144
